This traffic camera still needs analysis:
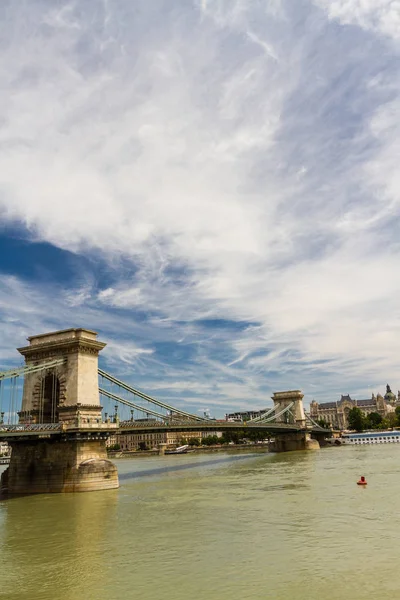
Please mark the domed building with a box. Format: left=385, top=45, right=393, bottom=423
left=310, top=385, right=399, bottom=430
left=384, top=384, right=397, bottom=405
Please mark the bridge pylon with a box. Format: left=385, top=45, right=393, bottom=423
left=272, top=390, right=306, bottom=427
left=1, top=329, right=119, bottom=495
left=270, top=390, right=320, bottom=452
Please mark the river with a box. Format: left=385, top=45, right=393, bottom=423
left=1, top=445, right=399, bottom=600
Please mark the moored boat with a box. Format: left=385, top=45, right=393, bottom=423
left=165, top=444, right=191, bottom=455
left=342, top=431, right=400, bottom=445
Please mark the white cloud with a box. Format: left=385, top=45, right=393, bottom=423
left=1, top=0, right=400, bottom=412
left=314, top=0, right=400, bottom=40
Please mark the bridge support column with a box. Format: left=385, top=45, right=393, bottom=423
left=1, top=328, right=119, bottom=495
left=267, top=389, right=320, bottom=453
left=269, top=431, right=320, bottom=453
left=272, top=390, right=306, bottom=426
left=1, top=434, right=118, bottom=495
left=158, top=443, right=167, bottom=455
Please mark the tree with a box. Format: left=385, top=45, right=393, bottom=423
left=317, top=419, right=330, bottom=429
left=138, top=441, right=148, bottom=451
left=221, top=428, right=267, bottom=445
left=188, top=438, right=200, bottom=446
left=201, top=435, right=220, bottom=446
left=108, top=444, right=121, bottom=451
left=347, top=407, right=365, bottom=432
left=365, top=412, right=382, bottom=429
left=179, top=438, right=188, bottom=446
left=220, top=430, right=242, bottom=444
left=378, top=418, right=390, bottom=431
left=395, top=406, right=400, bottom=426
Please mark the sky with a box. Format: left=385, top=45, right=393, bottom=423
left=1, top=0, right=400, bottom=417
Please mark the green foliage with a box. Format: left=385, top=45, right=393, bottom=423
left=201, top=435, right=220, bottom=446
left=378, top=418, right=390, bottom=431
left=347, top=407, right=365, bottom=432
left=138, top=442, right=148, bottom=451
left=220, top=430, right=242, bottom=444
left=347, top=409, right=396, bottom=432
left=108, top=444, right=121, bottom=451
left=188, top=437, right=200, bottom=446
left=365, top=412, right=382, bottom=429
left=179, top=438, right=188, bottom=446
left=219, top=429, right=268, bottom=444
left=317, top=419, right=330, bottom=429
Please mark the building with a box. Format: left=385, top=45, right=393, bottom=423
left=0, top=441, right=10, bottom=456
left=310, top=385, right=399, bottom=430
left=225, top=409, right=268, bottom=422
left=105, top=433, right=118, bottom=449
left=116, top=429, right=203, bottom=451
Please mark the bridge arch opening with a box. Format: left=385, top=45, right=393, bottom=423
left=40, top=373, right=60, bottom=423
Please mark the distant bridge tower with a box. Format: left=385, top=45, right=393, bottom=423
left=272, top=390, right=306, bottom=427
left=269, top=390, right=320, bottom=452
left=1, top=329, right=119, bottom=495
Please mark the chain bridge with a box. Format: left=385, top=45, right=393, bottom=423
left=0, top=328, right=328, bottom=496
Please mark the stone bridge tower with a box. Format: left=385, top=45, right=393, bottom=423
left=269, top=390, right=321, bottom=452
left=18, top=328, right=105, bottom=427
left=272, top=390, right=306, bottom=427
left=1, top=328, right=119, bottom=495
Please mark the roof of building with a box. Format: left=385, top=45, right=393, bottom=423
left=356, top=399, right=375, bottom=407
left=318, top=397, right=376, bottom=409
left=225, top=409, right=266, bottom=417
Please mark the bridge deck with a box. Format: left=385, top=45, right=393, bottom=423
left=0, top=421, right=328, bottom=440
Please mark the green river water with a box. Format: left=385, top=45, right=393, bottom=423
left=1, top=445, right=399, bottom=600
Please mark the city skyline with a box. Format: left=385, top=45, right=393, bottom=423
left=1, top=1, right=400, bottom=417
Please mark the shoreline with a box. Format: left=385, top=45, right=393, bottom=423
left=108, top=443, right=270, bottom=459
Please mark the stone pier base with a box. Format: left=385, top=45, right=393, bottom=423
left=158, top=443, right=167, bottom=455
left=306, top=437, right=320, bottom=450
left=1, top=438, right=119, bottom=495
left=269, top=431, right=320, bottom=453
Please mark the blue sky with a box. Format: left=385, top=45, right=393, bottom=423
left=1, top=0, right=400, bottom=416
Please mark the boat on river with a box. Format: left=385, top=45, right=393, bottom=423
left=165, top=445, right=191, bottom=455
left=342, top=431, right=400, bottom=445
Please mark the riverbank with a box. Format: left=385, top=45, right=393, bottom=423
left=108, top=443, right=269, bottom=459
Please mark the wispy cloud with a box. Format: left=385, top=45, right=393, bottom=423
left=314, top=0, right=400, bottom=40
left=1, top=0, right=400, bottom=413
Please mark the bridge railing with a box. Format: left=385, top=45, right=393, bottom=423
left=0, top=423, right=63, bottom=432
left=118, top=419, right=209, bottom=429
left=117, top=420, right=309, bottom=431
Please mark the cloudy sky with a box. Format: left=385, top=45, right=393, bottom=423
left=1, top=0, right=400, bottom=416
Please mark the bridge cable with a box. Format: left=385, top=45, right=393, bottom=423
left=254, top=402, right=295, bottom=424
left=247, top=405, right=276, bottom=423
left=99, top=388, right=170, bottom=422
left=39, top=374, right=45, bottom=424
left=0, top=358, right=66, bottom=382
left=98, top=369, right=208, bottom=422
left=9, top=376, right=17, bottom=425
left=305, top=412, right=325, bottom=430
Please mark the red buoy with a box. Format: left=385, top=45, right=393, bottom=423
left=357, top=476, right=367, bottom=486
